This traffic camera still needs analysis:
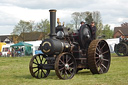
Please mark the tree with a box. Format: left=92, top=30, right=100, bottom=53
left=71, top=12, right=81, bottom=30
left=84, top=11, right=93, bottom=24
left=12, top=20, right=35, bottom=35
left=36, top=19, right=50, bottom=38
left=102, top=24, right=113, bottom=39
left=12, top=20, right=35, bottom=41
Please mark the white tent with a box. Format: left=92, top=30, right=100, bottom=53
left=106, top=38, right=119, bottom=53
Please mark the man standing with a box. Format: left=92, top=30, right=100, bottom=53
left=80, top=21, right=85, bottom=26
left=91, top=21, right=97, bottom=40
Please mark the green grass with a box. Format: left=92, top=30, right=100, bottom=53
left=0, top=54, right=128, bottom=85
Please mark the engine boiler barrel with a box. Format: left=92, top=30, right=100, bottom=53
left=40, top=39, right=70, bottom=55
left=49, top=9, right=57, bottom=38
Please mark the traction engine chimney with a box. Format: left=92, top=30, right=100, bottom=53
left=49, top=9, right=57, bottom=38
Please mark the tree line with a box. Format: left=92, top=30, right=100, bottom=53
left=12, top=11, right=114, bottom=39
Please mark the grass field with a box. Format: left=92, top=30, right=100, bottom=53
left=0, top=54, right=128, bottom=85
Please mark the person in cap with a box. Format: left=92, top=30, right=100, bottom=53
left=90, top=21, right=97, bottom=40
left=80, top=21, right=85, bottom=26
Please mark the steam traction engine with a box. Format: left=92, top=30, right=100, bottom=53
left=114, top=37, right=128, bottom=56
left=29, top=9, right=111, bottom=79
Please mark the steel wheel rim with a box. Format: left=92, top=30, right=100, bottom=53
left=88, top=40, right=111, bottom=74
left=55, top=53, right=76, bottom=79
left=29, top=54, right=50, bottom=79
left=95, top=40, right=110, bottom=73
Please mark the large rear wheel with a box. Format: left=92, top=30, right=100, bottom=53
left=88, top=40, right=111, bottom=74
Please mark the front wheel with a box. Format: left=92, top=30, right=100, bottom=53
left=29, top=54, right=50, bottom=79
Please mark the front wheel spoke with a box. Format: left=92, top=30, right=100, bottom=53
left=38, top=55, right=42, bottom=63
left=34, top=69, right=39, bottom=74
left=37, top=69, right=40, bottom=78
left=44, top=60, right=47, bottom=64
left=35, top=57, right=39, bottom=64
left=41, top=69, right=43, bottom=78
left=41, top=56, right=44, bottom=61
left=41, top=69, right=46, bottom=76
left=32, top=67, right=38, bottom=69
left=33, top=62, right=38, bottom=65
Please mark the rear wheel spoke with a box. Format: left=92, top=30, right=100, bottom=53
left=96, top=47, right=100, bottom=53
left=95, top=52, right=99, bottom=55
left=101, top=64, right=107, bottom=70
left=102, top=50, right=109, bottom=55
left=100, top=43, right=106, bottom=51
left=100, top=66, right=103, bottom=73
left=96, top=59, right=100, bottom=65
left=102, top=58, right=109, bottom=62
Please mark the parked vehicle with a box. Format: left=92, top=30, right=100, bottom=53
left=1, top=45, right=11, bottom=57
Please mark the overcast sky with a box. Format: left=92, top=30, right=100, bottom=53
left=0, top=0, right=128, bottom=34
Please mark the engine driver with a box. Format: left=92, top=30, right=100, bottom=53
left=90, top=21, right=97, bottom=40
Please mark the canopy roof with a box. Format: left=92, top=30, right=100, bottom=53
left=11, top=42, right=33, bottom=47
